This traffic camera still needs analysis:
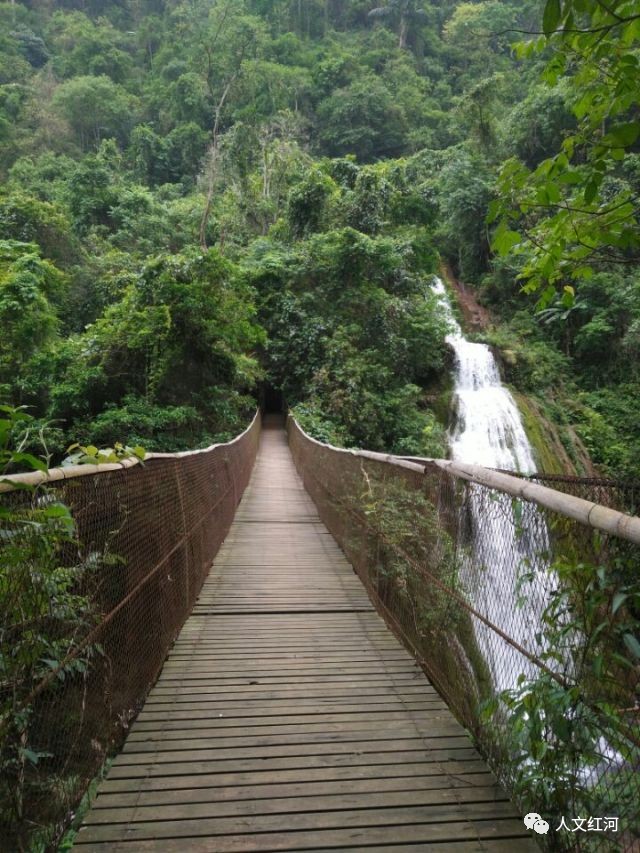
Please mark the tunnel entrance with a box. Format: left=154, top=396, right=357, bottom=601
left=262, top=383, right=284, bottom=413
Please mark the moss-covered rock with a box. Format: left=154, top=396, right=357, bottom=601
left=512, top=390, right=595, bottom=476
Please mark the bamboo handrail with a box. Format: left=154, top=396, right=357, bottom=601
left=287, top=416, right=640, bottom=546
left=0, top=409, right=260, bottom=493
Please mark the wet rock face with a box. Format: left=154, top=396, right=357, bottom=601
left=440, top=263, right=490, bottom=332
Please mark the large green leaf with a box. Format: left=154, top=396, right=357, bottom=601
left=8, top=452, right=47, bottom=473
left=492, top=221, right=522, bottom=256
left=543, top=0, right=562, bottom=36
left=605, top=121, right=640, bottom=148
left=624, top=633, right=640, bottom=660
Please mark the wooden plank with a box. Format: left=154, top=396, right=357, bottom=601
left=92, top=772, right=501, bottom=807
left=134, top=698, right=445, bottom=716
left=78, top=801, right=523, bottom=842
left=157, top=658, right=421, bottom=670
left=129, top=709, right=450, bottom=733
left=126, top=717, right=457, bottom=740
left=75, top=825, right=538, bottom=852
left=141, top=686, right=441, bottom=705
left=106, top=748, right=485, bottom=779
left=133, top=701, right=446, bottom=722
left=95, top=761, right=493, bottom=795
left=85, top=786, right=512, bottom=825
left=146, top=676, right=431, bottom=691
left=78, top=416, right=531, bottom=851
left=112, top=736, right=476, bottom=767
left=164, top=652, right=412, bottom=663
left=148, top=672, right=427, bottom=685
left=119, top=728, right=468, bottom=755
left=355, top=844, right=540, bottom=853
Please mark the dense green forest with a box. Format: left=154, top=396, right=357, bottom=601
left=1, top=0, right=639, bottom=476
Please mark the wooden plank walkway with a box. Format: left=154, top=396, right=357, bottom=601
left=75, top=416, right=536, bottom=852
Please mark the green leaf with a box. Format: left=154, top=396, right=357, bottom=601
left=9, top=452, right=48, bottom=473
left=606, top=121, right=640, bottom=148
left=573, top=265, right=594, bottom=279
left=22, top=748, right=50, bottom=765
left=612, top=592, right=627, bottom=614
left=583, top=181, right=598, bottom=204
left=543, top=0, right=562, bottom=36
left=493, top=221, right=521, bottom=256
left=0, top=405, right=31, bottom=420
left=41, top=503, right=71, bottom=520
left=486, top=199, right=501, bottom=225
left=546, top=182, right=561, bottom=203
left=623, top=633, right=640, bottom=660
left=612, top=652, right=634, bottom=669
left=561, top=286, right=575, bottom=308
left=558, top=170, right=583, bottom=185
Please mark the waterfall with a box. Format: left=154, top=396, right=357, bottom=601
left=432, top=278, right=624, bottom=779
left=432, top=277, right=535, bottom=473
left=433, top=277, right=550, bottom=692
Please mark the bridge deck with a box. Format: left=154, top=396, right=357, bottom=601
left=76, top=417, right=536, bottom=852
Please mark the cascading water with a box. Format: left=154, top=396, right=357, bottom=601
left=433, top=277, right=535, bottom=473
left=433, top=278, right=623, bottom=778
left=433, top=277, right=550, bottom=692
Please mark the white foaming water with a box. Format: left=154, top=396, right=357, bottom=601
left=433, top=277, right=548, bottom=691
left=433, top=279, right=622, bottom=775
left=432, top=278, right=535, bottom=473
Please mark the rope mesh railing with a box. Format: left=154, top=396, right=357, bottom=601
left=502, top=472, right=640, bottom=519
left=402, top=458, right=640, bottom=518
left=0, top=412, right=260, bottom=851
left=288, top=417, right=640, bottom=853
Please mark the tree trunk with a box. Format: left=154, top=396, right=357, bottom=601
left=199, top=79, right=235, bottom=250
left=398, top=15, right=409, bottom=49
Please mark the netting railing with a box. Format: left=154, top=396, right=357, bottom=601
left=289, top=416, right=640, bottom=852
left=401, top=459, right=640, bottom=518
left=491, top=472, right=640, bottom=519
left=0, top=411, right=261, bottom=852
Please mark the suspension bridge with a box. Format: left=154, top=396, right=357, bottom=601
left=2, top=413, right=638, bottom=851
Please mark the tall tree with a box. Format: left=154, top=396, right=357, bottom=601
left=490, top=0, right=640, bottom=305
left=368, top=0, right=428, bottom=49
left=190, top=0, right=264, bottom=248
